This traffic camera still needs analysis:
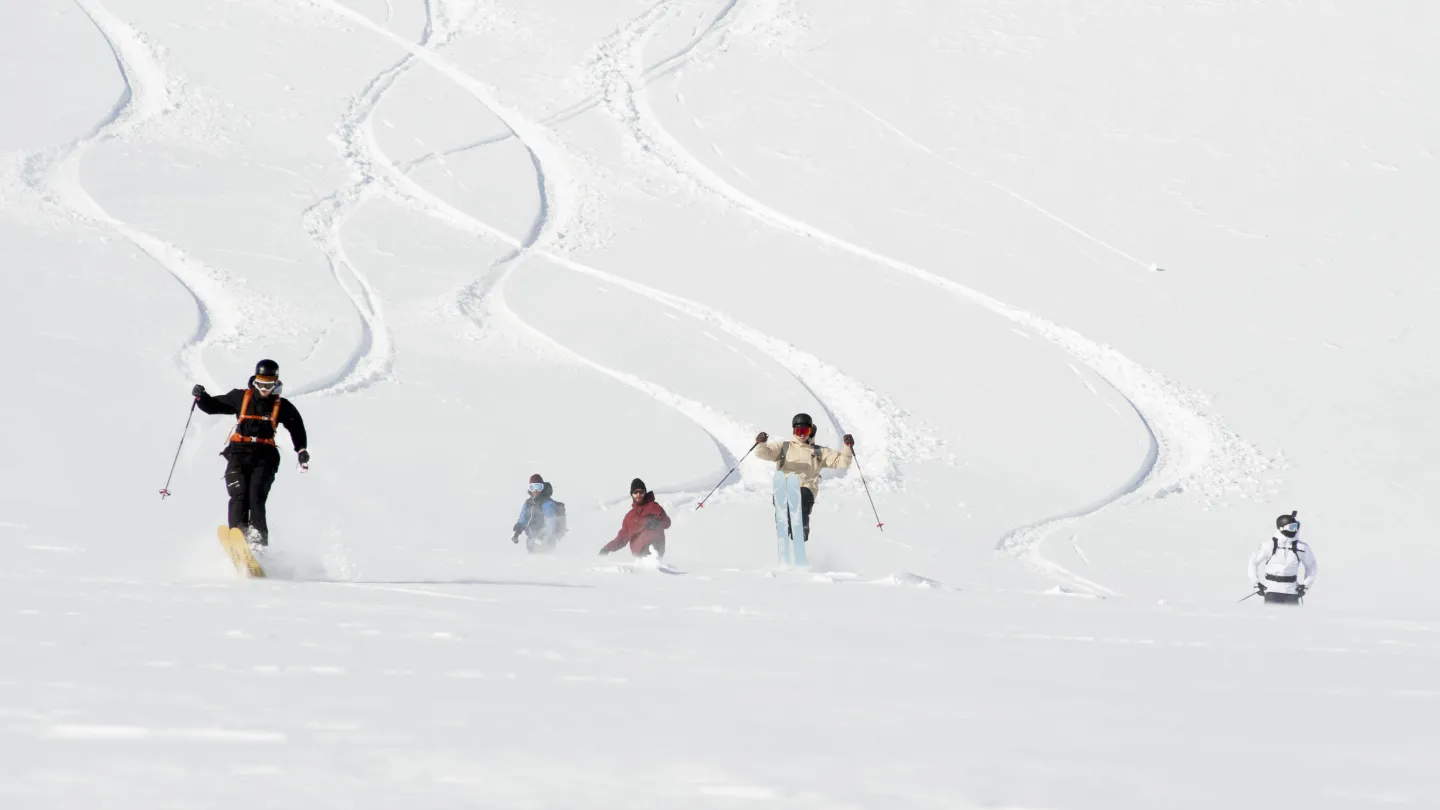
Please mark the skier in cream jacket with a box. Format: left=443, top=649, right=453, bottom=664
left=1248, top=511, right=1318, bottom=605
left=753, top=413, right=853, bottom=543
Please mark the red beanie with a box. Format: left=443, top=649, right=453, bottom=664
left=529, top=474, right=544, bottom=484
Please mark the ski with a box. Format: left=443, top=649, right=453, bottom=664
left=216, top=525, right=266, bottom=579
left=772, top=470, right=807, bottom=567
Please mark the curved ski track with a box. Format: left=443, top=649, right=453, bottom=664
left=312, top=0, right=755, bottom=491
left=594, top=0, right=1273, bottom=592
left=312, top=0, right=928, bottom=509
left=20, top=0, right=247, bottom=386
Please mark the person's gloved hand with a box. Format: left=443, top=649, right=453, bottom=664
left=645, top=516, right=663, bottom=530
left=598, top=548, right=611, bottom=556
left=191, top=384, right=205, bottom=398
left=511, top=532, right=522, bottom=544
left=843, top=434, right=855, bottom=447
left=755, top=431, right=768, bottom=444
left=297, top=449, right=310, bottom=471
left=1256, top=582, right=1267, bottom=595
left=1296, top=585, right=1307, bottom=598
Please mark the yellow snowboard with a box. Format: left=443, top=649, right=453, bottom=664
left=216, top=526, right=266, bottom=579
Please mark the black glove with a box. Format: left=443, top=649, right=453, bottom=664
left=191, top=384, right=206, bottom=398
left=511, top=532, right=522, bottom=544
left=1296, top=585, right=1307, bottom=598
left=756, top=431, right=768, bottom=444
left=843, top=433, right=855, bottom=447
left=297, top=449, right=310, bottom=466
left=1256, top=582, right=1267, bottom=595
left=645, top=516, right=662, bottom=530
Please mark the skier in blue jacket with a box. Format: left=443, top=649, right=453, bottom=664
left=512, top=474, right=565, bottom=552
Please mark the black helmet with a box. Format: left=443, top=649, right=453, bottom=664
left=1276, top=511, right=1299, bottom=537
left=252, top=359, right=282, bottom=397
left=792, top=412, right=816, bottom=440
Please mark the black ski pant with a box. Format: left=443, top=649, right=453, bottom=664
left=225, top=453, right=278, bottom=544
left=1263, top=592, right=1302, bottom=605
left=785, top=488, right=815, bottom=542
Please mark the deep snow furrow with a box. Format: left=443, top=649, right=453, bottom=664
left=314, top=0, right=928, bottom=507
left=293, top=0, right=448, bottom=396
left=599, top=0, right=1273, bottom=592
left=310, top=0, right=759, bottom=499
left=18, top=0, right=247, bottom=384
left=402, top=0, right=749, bottom=175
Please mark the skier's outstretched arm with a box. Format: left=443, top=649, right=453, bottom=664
left=819, top=442, right=854, bottom=470
left=279, top=400, right=308, bottom=453
left=194, top=387, right=241, bottom=416
left=753, top=438, right=783, bottom=462
left=1247, top=542, right=1268, bottom=586
left=599, top=532, right=631, bottom=554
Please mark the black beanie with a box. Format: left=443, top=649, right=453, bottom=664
left=630, top=478, right=647, bottom=494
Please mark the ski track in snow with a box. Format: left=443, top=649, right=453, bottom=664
left=292, top=0, right=461, bottom=397
left=310, top=0, right=927, bottom=509
left=595, top=0, right=1273, bottom=594
left=401, top=0, right=745, bottom=175
left=309, top=0, right=755, bottom=491
left=14, top=0, right=248, bottom=385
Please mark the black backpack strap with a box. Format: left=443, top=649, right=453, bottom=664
left=777, top=442, right=790, bottom=468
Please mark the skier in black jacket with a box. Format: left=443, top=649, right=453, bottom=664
left=192, top=359, right=308, bottom=546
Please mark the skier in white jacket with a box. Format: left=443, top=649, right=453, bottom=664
left=1248, top=511, right=1317, bottom=605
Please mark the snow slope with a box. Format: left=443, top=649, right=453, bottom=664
left=2, top=1, right=1437, bottom=807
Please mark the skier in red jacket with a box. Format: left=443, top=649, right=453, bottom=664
left=600, top=478, right=671, bottom=559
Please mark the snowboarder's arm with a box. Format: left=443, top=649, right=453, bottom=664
left=514, top=502, right=531, bottom=532
left=279, top=399, right=308, bottom=452
left=195, top=389, right=243, bottom=416
left=1299, top=543, right=1318, bottom=588
left=819, top=444, right=854, bottom=470
left=601, top=512, right=637, bottom=553
left=648, top=504, right=672, bottom=531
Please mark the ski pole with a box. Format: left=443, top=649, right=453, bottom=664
left=1237, top=588, right=1262, bottom=603
left=851, top=447, right=884, bottom=530
left=696, top=441, right=759, bottom=510
left=159, top=398, right=198, bottom=499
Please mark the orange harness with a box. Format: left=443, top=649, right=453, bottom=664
left=229, top=388, right=283, bottom=446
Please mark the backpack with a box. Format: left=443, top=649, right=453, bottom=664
left=550, top=500, right=568, bottom=538
left=1264, top=537, right=1305, bottom=583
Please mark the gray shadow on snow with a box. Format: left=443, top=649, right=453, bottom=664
left=311, top=579, right=591, bottom=589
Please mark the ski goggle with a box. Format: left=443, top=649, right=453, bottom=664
left=793, top=425, right=815, bottom=437
left=527, top=483, right=545, bottom=493
left=1281, top=522, right=1300, bottom=533
left=252, top=377, right=279, bottom=394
